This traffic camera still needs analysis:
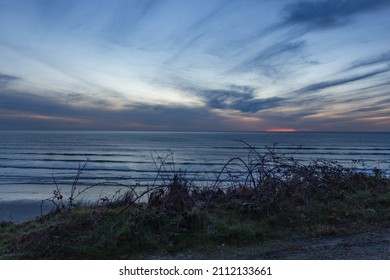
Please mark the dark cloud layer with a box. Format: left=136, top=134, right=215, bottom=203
left=205, top=89, right=285, bottom=113
left=349, top=50, right=390, bottom=70
left=283, top=0, right=390, bottom=29
left=199, top=85, right=285, bottom=113
left=1, top=85, right=387, bottom=132
left=0, top=89, right=251, bottom=131
left=0, top=74, right=19, bottom=87
left=0, top=91, right=80, bottom=116
left=297, top=67, right=390, bottom=94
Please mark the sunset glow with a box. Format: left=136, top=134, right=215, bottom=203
left=265, top=128, right=297, bottom=133
left=1, top=0, right=389, bottom=131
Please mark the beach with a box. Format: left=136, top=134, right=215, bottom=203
left=0, top=200, right=53, bottom=223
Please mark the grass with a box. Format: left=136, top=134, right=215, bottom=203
left=1, top=145, right=389, bottom=259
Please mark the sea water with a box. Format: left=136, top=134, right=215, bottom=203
left=0, top=131, right=389, bottom=207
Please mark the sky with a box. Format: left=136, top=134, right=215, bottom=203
left=0, top=0, right=389, bottom=132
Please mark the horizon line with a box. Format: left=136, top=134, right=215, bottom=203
left=1, top=129, right=389, bottom=133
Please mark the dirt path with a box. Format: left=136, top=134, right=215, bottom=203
left=245, top=228, right=390, bottom=259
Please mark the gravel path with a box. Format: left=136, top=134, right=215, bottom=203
left=247, top=228, right=390, bottom=259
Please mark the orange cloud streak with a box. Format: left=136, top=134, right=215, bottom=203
left=0, top=110, right=89, bottom=124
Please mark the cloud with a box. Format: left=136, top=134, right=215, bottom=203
left=236, top=41, right=305, bottom=76
left=0, top=90, right=80, bottom=116
left=202, top=86, right=285, bottom=113
left=296, top=67, right=390, bottom=94
left=0, top=88, right=259, bottom=131
left=348, top=104, right=389, bottom=114
left=0, top=73, right=19, bottom=87
left=283, top=0, right=390, bottom=30
left=349, top=50, right=390, bottom=70
left=0, top=89, right=94, bottom=129
left=103, top=0, right=160, bottom=43
left=163, top=3, right=226, bottom=65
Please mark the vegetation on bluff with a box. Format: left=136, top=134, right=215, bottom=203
left=1, top=145, right=389, bottom=259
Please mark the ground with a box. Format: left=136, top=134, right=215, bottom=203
left=246, top=228, right=390, bottom=260
left=144, top=227, right=390, bottom=260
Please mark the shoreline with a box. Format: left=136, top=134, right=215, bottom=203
left=0, top=200, right=54, bottom=223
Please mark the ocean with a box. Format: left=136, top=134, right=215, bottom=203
left=0, top=131, right=389, bottom=217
